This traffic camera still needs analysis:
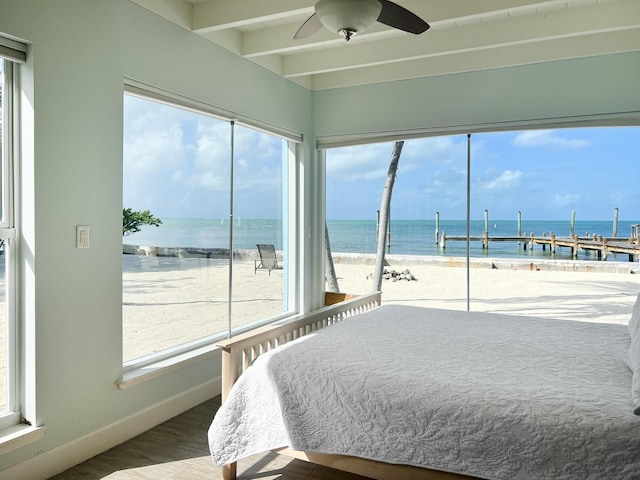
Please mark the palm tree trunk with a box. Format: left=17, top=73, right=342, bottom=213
left=325, top=223, right=340, bottom=292
left=372, top=141, right=404, bottom=292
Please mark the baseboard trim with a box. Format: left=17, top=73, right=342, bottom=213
left=0, top=377, right=221, bottom=480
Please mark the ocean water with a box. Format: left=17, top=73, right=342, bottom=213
left=123, top=218, right=639, bottom=262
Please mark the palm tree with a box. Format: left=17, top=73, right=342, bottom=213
left=372, top=141, right=404, bottom=291
left=325, top=223, right=340, bottom=292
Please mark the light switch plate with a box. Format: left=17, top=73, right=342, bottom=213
left=76, top=225, right=90, bottom=248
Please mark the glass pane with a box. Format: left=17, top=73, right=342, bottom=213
left=0, top=59, right=6, bottom=412
left=325, top=129, right=640, bottom=324
left=230, top=125, right=289, bottom=328
left=324, top=136, right=469, bottom=308
left=469, top=127, right=640, bottom=324
left=0, top=60, right=4, bottom=223
left=122, top=94, right=231, bottom=362
left=0, top=241, right=6, bottom=413
left=122, top=95, right=292, bottom=362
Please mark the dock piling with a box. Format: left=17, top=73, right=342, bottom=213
left=483, top=210, right=489, bottom=249
left=570, top=211, right=576, bottom=237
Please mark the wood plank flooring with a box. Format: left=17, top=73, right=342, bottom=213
left=48, top=396, right=370, bottom=480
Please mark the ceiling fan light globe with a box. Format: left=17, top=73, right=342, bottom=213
left=315, top=0, right=382, bottom=37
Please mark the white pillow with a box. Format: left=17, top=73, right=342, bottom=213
left=628, top=291, right=640, bottom=415
left=628, top=291, right=640, bottom=339
left=629, top=336, right=640, bottom=415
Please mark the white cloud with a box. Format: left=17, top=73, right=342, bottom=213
left=552, top=193, right=580, bottom=207
left=123, top=96, right=192, bottom=180
left=404, top=136, right=472, bottom=166
left=123, top=95, right=286, bottom=218
left=327, top=143, right=391, bottom=181
left=513, top=130, right=590, bottom=149
left=405, top=136, right=461, bottom=158
left=483, top=170, right=523, bottom=190
left=327, top=136, right=471, bottom=183
left=192, top=121, right=232, bottom=174
left=123, top=124, right=186, bottom=177
left=420, top=167, right=467, bottom=209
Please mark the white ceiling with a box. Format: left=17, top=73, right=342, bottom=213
left=130, top=0, right=640, bottom=90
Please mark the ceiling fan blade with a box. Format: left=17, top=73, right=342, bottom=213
left=377, top=0, right=430, bottom=35
left=294, top=13, right=323, bottom=39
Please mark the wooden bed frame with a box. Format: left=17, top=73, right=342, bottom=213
left=216, top=292, right=478, bottom=480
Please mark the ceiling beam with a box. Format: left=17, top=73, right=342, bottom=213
left=238, top=0, right=620, bottom=58
left=282, top=0, right=640, bottom=77
left=131, top=0, right=640, bottom=91
left=309, top=29, right=640, bottom=90
left=192, top=0, right=313, bottom=33
left=130, top=0, right=193, bottom=29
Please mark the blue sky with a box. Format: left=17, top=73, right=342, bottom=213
left=123, top=95, right=285, bottom=221
left=124, top=94, right=639, bottom=222
left=327, top=127, right=640, bottom=221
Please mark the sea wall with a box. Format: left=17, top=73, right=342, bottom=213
left=330, top=252, right=640, bottom=274
left=123, top=244, right=257, bottom=260
left=123, top=244, right=639, bottom=274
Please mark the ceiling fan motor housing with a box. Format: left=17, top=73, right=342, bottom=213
left=315, top=0, right=382, bottom=37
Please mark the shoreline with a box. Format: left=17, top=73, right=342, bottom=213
left=124, top=244, right=639, bottom=274
left=331, top=252, right=640, bottom=274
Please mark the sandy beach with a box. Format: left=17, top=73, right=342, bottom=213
left=122, top=253, right=640, bottom=362
left=1, top=252, right=638, bottom=408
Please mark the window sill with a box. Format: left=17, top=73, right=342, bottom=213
left=0, top=424, right=45, bottom=455
left=117, top=312, right=297, bottom=390
left=116, top=343, right=220, bottom=389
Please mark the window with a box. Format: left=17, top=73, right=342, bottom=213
left=122, top=91, right=294, bottom=364
left=0, top=55, right=20, bottom=428
left=324, top=127, right=640, bottom=323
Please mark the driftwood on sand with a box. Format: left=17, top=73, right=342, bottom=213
left=384, top=268, right=416, bottom=282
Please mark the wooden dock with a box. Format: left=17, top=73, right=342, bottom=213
left=440, top=231, right=640, bottom=261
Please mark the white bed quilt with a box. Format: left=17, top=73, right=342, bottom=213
left=208, top=305, right=640, bottom=479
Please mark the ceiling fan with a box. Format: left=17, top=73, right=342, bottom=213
left=294, top=0, right=430, bottom=42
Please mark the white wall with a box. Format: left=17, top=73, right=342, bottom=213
left=0, top=0, right=638, bottom=477
left=0, top=0, right=312, bottom=477
left=312, top=52, right=640, bottom=143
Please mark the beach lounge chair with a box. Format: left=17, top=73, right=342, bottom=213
left=254, top=244, right=282, bottom=275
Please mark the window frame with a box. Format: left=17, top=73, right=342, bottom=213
left=321, top=126, right=640, bottom=314
left=0, top=58, right=20, bottom=429
left=120, top=85, right=300, bottom=380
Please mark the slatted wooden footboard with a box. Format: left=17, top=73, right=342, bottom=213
left=217, top=291, right=382, bottom=403
left=215, top=291, right=380, bottom=480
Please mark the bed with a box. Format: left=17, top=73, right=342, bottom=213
left=208, top=291, right=640, bottom=480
